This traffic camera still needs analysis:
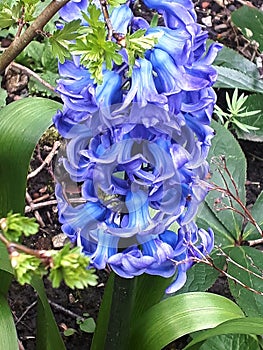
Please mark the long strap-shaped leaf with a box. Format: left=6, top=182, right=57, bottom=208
left=31, top=277, right=66, bottom=350
left=0, top=97, right=64, bottom=349
left=0, top=97, right=61, bottom=216
left=0, top=293, right=19, bottom=350
left=129, top=292, right=244, bottom=350
left=184, top=317, right=263, bottom=350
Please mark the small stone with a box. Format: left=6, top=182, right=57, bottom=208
left=52, top=233, right=70, bottom=248
left=201, top=16, right=212, bottom=27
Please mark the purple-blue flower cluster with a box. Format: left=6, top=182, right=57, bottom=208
left=54, top=0, right=220, bottom=293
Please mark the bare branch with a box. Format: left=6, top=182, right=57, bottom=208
left=0, top=0, right=71, bottom=73
left=27, top=141, right=60, bottom=179
left=10, top=62, right=59, bottom=95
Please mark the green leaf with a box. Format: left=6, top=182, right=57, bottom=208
left=63, top=328, right=76, bottom=336
left=228, top=246, right=263, bottom=317
left=0, top=241, right=13, bottom=296
left=31, top=276, right=66, bottom=350
left=93, top=274, right=170, bottom=350
left=197, top=203, right=235, bottom=247
left=126, top=30, right=162, bottom=76
left=214, top=66, right=263, bottom=93
left=0, top=7, right=16, bottom=28
left=24, top=41, right=44, bottom=63
left=1, top=212, right=39, bottom=242
left=243, top=191, right=263, bottom=240
left=0, top=269, right=13, bottom=296
left=78, top=317, right=96, bottom=333
left=0, top=293, right=19, bottom=350
left=11, top=253, right=47, bottom=285
left=49, top=244, right=98, bottom=289
left=107, top=0, right=126, bottom=6
left=49, top=38, right=71, bottom=64
left=205, top=121, right=246, bottom=240
left=174, top=251, right=225, bottom=294
left=199, top=334, right=260, bottom=350
left=231, top=6, right=263, bottom=50
left=150, top=13, right=159, bottom=27
left=52, top=19, right=81, bottom=41
left=0, top=241, right=13, bottom=275
left=131, top=274, right=173, bottom=323
left=129, top=292, right=244, bottom=350
left=91, top=273, right=114, bottom=350
left=49, top=19, right=81, bottom=63
left=185, top=317, right=263, bottom=350
left=212, top=43, right=260, bottom=79
left=0, top=97, right=62, bottom=217
left=235, top=94, right=263, bottom=142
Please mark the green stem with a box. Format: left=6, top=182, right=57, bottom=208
left=0, top=0, right=70, bottom=73
left=105, top=275, right=137, bottom=350
left=91, top=273, right=137, bottom=350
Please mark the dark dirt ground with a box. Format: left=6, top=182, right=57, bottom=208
left=1, top=0, right=263, bottom=349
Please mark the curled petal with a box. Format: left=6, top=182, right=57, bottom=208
left=110, top=5, right=133, bottom=34
left=165, top=264, right=188, bottom=294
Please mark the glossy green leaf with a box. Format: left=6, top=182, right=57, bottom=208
left=0, top=97, right=63, bottom=348
left=185, top=317, right=263, bottom=350
left=243, top=191, right=263, bottom=240
left=30, top=277, right=66, bottom=350
left=131, top=274, right=173, bottom=322
left=231, top=6, right=263, bottom=50
left=212, top=43, right=260, bottom=80
left=129, top=292, right=244, bottom=350
left=228, top=246, right=263, bottom=317
left=205, top=121, right=246, bottom=239
left=235, top=94, right=263, bottom=142
left=199, top=334, right=260, bottom=350
left=213, top=66, right=263, bottom=93
left=0, top=97, right=62, bottom=216
left=0, top=293, right=19, bottom=350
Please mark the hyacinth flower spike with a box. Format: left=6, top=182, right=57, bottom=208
left=53, top=0, right=221, bottom=296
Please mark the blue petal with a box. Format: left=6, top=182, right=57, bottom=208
left=120, top=58, right=168, bottom=111
left=60, top=0, right=88, bottom=23
left=165, top=265, right=188, bottom=293
left=110, top=5, right=133, bottom=34
left=147, top=26, right=192, bottom=65
left=89, top=228, right=119, bottom=269
left=96, top=70, right=123, bottom=107
left=143, top=0, right=196, bottom=28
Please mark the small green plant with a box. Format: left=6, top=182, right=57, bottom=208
left=77, top=313, right=96, bottom=333
left=63, top=313, right=96, bottom=337
left=214, top=88, right=261, bottom=133
left=0, top=212, right=98, bottom=288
